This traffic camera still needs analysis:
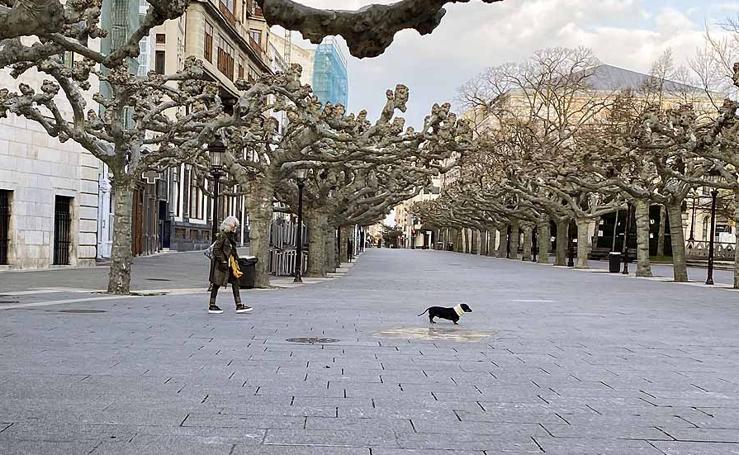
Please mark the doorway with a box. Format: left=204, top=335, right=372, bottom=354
left=53, top=196, right=72, bottom=265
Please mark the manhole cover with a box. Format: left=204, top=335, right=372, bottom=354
left=53, top=309, right=107, bottom=314
left=0, top=300, right=20, bottom=304
left=145, top=278, right=172, bottom=282
left=286, top=337, right=340, bottom=344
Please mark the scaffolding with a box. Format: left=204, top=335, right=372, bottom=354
left=312, top=38, right=348, bottom=107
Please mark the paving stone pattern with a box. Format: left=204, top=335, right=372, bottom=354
left=1, top=249, right=739, bottom=454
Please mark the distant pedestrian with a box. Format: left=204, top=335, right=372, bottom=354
left=209, top=216, right=251, bottom=314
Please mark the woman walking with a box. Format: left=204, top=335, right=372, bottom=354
left=209, top=216, right=252, bottom=314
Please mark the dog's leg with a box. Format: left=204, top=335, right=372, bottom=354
left=429, top=315, right=435, bottom=324
left=453, top=318, right=459, bottom=325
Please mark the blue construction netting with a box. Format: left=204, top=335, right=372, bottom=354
left=312, top=39, right=349, bottom=108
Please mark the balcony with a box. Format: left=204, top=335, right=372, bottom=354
left=218, top=1, right=238, bottom=27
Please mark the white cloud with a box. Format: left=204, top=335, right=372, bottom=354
left=278, top=0, right=727, bottom=127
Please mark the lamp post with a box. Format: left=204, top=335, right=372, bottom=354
left=688, top=191, right=697, bottom=242
left=209, top=139, right=226, bottom=243
left=621, top=202, right=633, bottom=275
left=294, top=168, right=307, bottom=283
left=567, top=222, right=575, bottom=267
left=706, top=187, right=719, bottom=286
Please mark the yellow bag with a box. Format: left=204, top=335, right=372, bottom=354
left=229, top=256, right=244, bottom=279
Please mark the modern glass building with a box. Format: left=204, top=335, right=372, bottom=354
left=312, top=38, right=348, bottom=107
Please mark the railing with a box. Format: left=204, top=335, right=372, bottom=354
left=218, top=1, right=238, bottom=27
left=686, top=240, right=736, bottom=261
left=268, top=218, right=308, bottom=276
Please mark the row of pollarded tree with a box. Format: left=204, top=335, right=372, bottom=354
left=0, top=0, right=480, bottom=293
left=411, top=43, right=739, bottom=289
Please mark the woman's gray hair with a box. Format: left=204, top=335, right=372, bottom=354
left=219, top=216, right=240, bottom=232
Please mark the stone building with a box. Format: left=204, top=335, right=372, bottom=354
left=0, top=63, right=99, bottom=270
left=151, top=0, right=273, bottom=252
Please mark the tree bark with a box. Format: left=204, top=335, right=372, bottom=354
left=522, top=225, right=532, bottom=261
left=537, top=220, right=550, bottom=264
left=575, top=218, right=590, bottom=269
left=306, top=210, right=328, bottom=277
left=496, top=224, right=508, bottom=258
left=555, top=219, right=568, bottom=266
left=107, top=177, right=135, bottom=294
left=509, top=220, right=520, bottom=260
left=656, top=205, right=666, bottom=257
left=634, top=199, right=653, bottom=278
left=666, top=202, right=688, bottom=282
left=245, top=178, right=274, bottom=288
left=325, top=225, right=337, bottom=272
left=339, top=225, right=350, bottom=262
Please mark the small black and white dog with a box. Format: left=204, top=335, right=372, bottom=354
left=418, top=304, right=472, bottom=325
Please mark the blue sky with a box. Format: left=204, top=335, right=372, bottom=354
left=291, top=0, right=739, bottom=127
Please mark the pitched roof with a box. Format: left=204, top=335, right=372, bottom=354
left=586, top=64, right=702, bottom=93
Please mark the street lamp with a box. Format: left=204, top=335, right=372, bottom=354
left=706, top=171, right=722, bottom=286
left=294, top=168, right=308, bottom=283
left=621, top=202, right=633, bottom=275
left=209, top=139, right=226, bottom=243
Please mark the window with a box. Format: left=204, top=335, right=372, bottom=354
left=138, top=38, right=150, bottom=76
left=216, top=35, right=235, bottom=80
left=249, top=29, right=262, bottom=45
left=154, top=50, right=165, bottom=74
left=172, top=166, right=181, bottom=218
left=204, top=22, right=214, bottom=62
left=238, top=56, right=244, bottom=80
left=156, top=33, right=166, bottom=44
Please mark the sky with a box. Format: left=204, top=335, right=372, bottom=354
left=283, top=0, right=739, bottom=128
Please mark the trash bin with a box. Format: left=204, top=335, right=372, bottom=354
left=608, top=252, right=621, bottom=273
left=237, top=256, right=258, bottom=289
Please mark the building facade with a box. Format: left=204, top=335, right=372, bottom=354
left=312, top=38, right=348, bottom=107
left=0, top=54, right=100, bottom=270
left=152, top=0, right=273, bottom=252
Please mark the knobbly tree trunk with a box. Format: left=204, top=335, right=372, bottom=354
left=306, top=210, right=328, bottom=277
left=486, top=227, right=496, bottom=256
left=575, top=218, right=590, bottom=269
left=555, top=219, right=568, bottom=266
left=634, top=199, right=653, bottom=278
left=522, top=225, right=532, bottom=261
left=107, top=176, right=135, bottom=294
left=245, top=178, right=274, bottom=288
left=509, top=220, right=520, bottom=260
left=537, top=220, right=550, bottom=264
left=656, top=205, right=666, bottom=257
left=325, top=225, right=337, bottom=272
left=339, top=225, right=350, bottom=263
left=666, top=202, right=688, bottom=282
left=496, top=224, right=508, bottom=258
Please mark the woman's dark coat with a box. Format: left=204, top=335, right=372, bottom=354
left=209, top=232, right=240, bottom=286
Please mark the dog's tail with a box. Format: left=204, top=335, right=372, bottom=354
left=417, top=308, right=429, bottom=317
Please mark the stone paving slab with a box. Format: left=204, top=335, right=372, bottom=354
left=2, top=249, right=739, bottom=453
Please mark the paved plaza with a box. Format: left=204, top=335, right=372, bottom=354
left=1, top=249, right=739, bottom=454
